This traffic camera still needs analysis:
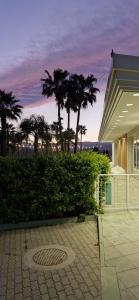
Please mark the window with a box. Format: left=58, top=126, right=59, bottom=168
left=134, top=139, right=139, bottom=169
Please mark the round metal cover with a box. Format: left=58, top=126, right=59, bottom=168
left=23, top=244, right=75, bottom=271
left=33, top=248, right=67, bottom=266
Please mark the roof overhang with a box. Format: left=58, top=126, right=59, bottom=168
left=99, top=53, right=139, bottom=142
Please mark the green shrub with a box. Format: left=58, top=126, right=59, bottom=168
left=0, top=152, right=110, bottom=223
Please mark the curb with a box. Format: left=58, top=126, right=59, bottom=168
left=0, top=214, right=96, bottom=232
left=98, top=214, right=121, bottom=300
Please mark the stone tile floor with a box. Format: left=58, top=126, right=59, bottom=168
left=0, top=220, right=101, bottom=300
left=101, top=211, right=139, bottom=300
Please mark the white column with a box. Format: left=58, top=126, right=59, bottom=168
left=127, top=137, right=133, bottom=173
left=112, top=141, right=118, bottom=166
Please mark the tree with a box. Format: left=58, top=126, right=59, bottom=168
left=20, top=118, right=32, bottom=145
left=6, top=123, right=16, bottom=152
left=41, top=69, right=69, bottom=151
left=14, top=131, right=25, bottom=151
left=64, top=80, right=78, bottom=152
left=20, top=115, right=47, bottom=153
left=29, top=114, right=47, bottom=153
left=61, top=128, right=75, bottom=152
left=78, top=125, right=87, bottom=151
left=0, top=90, right=22, bottom=156
left=51, top=121, right=63, bottom=152
left=68, top=74, right=99, bottom=153
left=41, top=123, right=52, bottom=153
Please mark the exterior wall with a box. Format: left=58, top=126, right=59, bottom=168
left=121, top=136, right=127, bottom=172
left=113, top=136, right=134, bottom=173
left=114, top=136, right=127, bottom=172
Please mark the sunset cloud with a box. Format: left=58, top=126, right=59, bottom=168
left=1, top=0, right=139, bottom=140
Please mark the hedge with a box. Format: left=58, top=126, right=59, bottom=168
left=0, top=152, right=110, bottom=223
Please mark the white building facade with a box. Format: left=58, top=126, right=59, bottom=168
left=99, top=52, right=139, bottom=174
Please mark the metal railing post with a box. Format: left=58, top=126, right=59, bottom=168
left=126, top=174, right=129, bottom=209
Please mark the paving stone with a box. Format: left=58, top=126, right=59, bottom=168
left=15, top=293, right=23, bottom=300
left=38, top=274, right=46, bottom=284
left=75, top=274, right=84, bottom=283
left=55, top=281, right=64, bottom=292
left=23, top=287, right=32, bottom=297
left=6, top=289, right=15, bottom=299
left=41, top=294, right=50, bottom=300
left=73, top=288, right=84, bottom=299
left=0, top=220, right=101, bottom=299
left=53, top=273, right=60, bottom=282
left=47, top=278, right=55, bottom=288
left=40, top=283, right=48, bottom=294
left=31, top=290, right=41, bottom=300
left=58, top=291, right=67, bottom=300
left=30, top=280, right=39, bottom=291
left=15, top=282, right=22, bottom=293
left=84, top=292, right=94, bottom=299
left=91, top=286, right=99, bottom=297
left=61, top=276, right=70, bottom=286
left=23, top=278, right=30, bottom=287
left=79, top=283, right=89, bottom=293
left=64, top=285, right=74, bottom=295
left=68, top=296, right=77, bottom=300
left=48, top=287, right=57, bottom=298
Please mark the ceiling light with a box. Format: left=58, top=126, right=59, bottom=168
left=122, top=110, right=128, bottom=113
left=133, top=93, right=139, bottom=96
left=116, top=120, right=120, bottom=122
left=126, top=103, right=133, bottom=106
left=119, top=115, right=124, bottom=118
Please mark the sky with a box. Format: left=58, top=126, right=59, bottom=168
left=1, top=0, right=139, bottom=141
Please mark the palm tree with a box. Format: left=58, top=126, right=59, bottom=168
left=29, top=114, right=47, bottom=153
left=14, top=131, right=25, bottom=150
left=68, top=74, right=99, bottom=153
left=6, top=123, right=16, bottom=149
left=62, top=128, right=75, bottom=152
left=41, top=123, right=52, bottom=153
left=78, top=125, right=87, bottom=151
left=20, top=118, right=32, bottom=145
left=50, top=121, right=64, bottom=152
left=41, top=69, right=69, bottom=151
left=0, top=90, right=23, bottom=156
left=64, top=81, right=78, bottom=152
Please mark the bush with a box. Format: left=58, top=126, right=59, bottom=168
left=0, top=152, right=110, bottom=223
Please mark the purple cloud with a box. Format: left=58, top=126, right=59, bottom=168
left=0, top=0, right=139, bottom=109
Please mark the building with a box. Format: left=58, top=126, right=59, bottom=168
left=99, top=52, right=139, bottom=173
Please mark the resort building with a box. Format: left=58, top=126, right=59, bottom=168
left=99, top=52, right=139, bottom=174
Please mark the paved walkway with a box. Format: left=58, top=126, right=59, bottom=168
left=100, top=211, right=139, bottom=300
left=0, top=220, right=101, bottom=300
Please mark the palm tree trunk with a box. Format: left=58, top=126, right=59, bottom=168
left=58, top=102, right=63, bottom=151
left=34, top=134, right=38, bottom=153
left=81, top=132, right=82, bottom=151
left=74, top=106, right=81, bottom=153
left=1, top=115, right=7, bottom=156
left=67, top=108, right=70, bottom=153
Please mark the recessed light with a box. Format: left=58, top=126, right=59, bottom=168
left=122, top=110, right=128, bottom=113
left=133, top=93, right=139, bottom=96
left=126, top=103, right=133, bottom=106
left=116, top=120, right=120, bottom=122
left=119, top=115, right=124, bottom=118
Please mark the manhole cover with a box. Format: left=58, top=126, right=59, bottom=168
left=33, top=248, right=68, bottom=266
left=23, top=245, right=75, bottom=271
